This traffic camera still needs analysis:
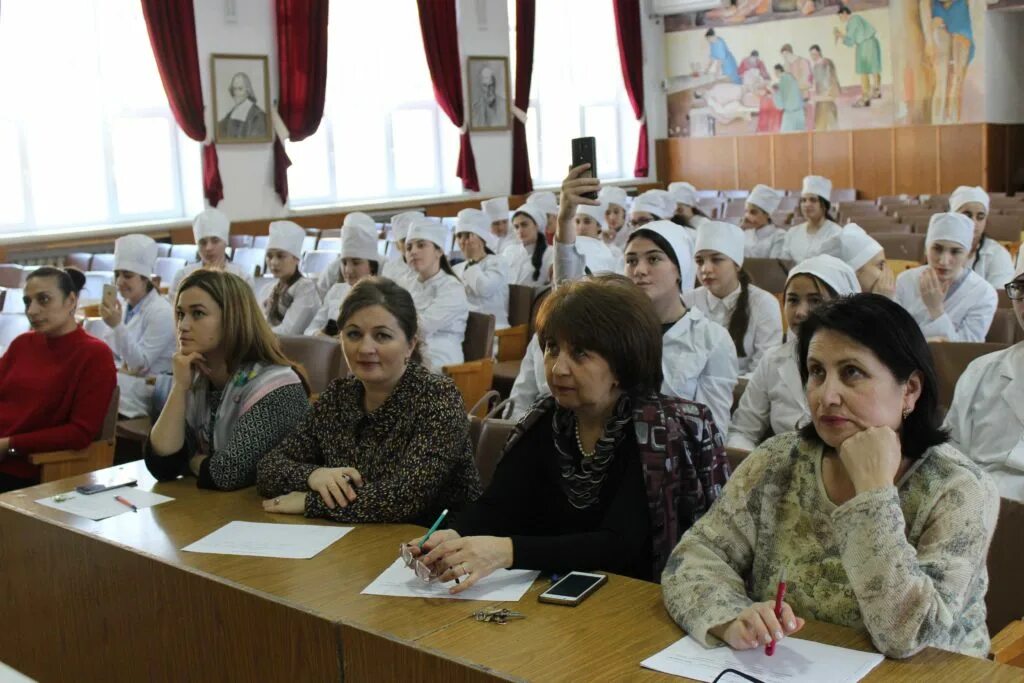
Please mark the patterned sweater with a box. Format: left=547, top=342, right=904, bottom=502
left=661, top=432, right=999, bottom=659
left=256, top=362, right=481, bottom=526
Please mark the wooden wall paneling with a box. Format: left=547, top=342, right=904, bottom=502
left=938, top=124, right=985, bottom=193
left=736, top=134, right=773, bottom=191
left=655, top=138, right=671, bottom=185
left=986, top=124, right=1008, bottom=193
left=894, top=125, right=939, bottom=196
left=850, top=128, right=894, bottom=199
left=772, top=132, right=811, bottom=192
left=1006, top=124, right=1024, bottom=194
left=668, top=137, right=736, bottom=189
left=810, top=131, right=853, bottom=192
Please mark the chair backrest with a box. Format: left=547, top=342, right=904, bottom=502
left=82, top=271, right=114, bottom=302
left=928, top=341, right=1006, bottom=413
left=771, top=211, right=793, bottom=227
left=862, top=222, right=911, bottom=235
left=229, top=235, right=255, bottom=249
left=986, top=309, right=1023, bottom=345
left=169, top=244, right=198, bottom=263
left=722, top=189, right=749, bottom=200
left=300, top=250, right=337, bottom=275
left=233, top=247, right=267, bottom=277
left=89, top=253, right=115, bottom=271
left=528, top=286, right=552, bottom=337
left=65, top=253, right=93, bottom=271
left=301, top=235, right=318, bottom=255
left=81, top=317, right=108, bottom=339
left=2, top=288, right=24, bottom=314
left=276, top=334, right=347, bottom=396
left=723, top=198, right=747, bottom=217
left=100, top=385, right=120, bottom=441
left=317, top=237, right=342, bottom=253
left=985, top=215, right=1022, bottom=243
left=508, top=284, right=535, bottom=328
left=0, top=312, right=31, bottom=348
left=319, top=228, right=341, bottom=239
left=986, top=497, right=1024, bottom=638
left=0, top=264, right=28, bottom=289
left=475, top=417, right=515, bottom=489
left=156, top=242, right=172, bottom=258
left=153, top=257, right=186, bottom=284
left=832, top=188, right=857, bottom=203
left=462, top=312, right=496, bottom=362
left=777, top=196, right=799, bottom=213
left=874, top=233, right=926, bottom=261
left=253, top=235, right=270, bottom=248
left=743, top=258, right=793, bottom=295
left=921, top=194, right=950, bottom=210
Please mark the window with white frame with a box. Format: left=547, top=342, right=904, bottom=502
left=286, top=2, right=462, bottom=208
left=0, top=0, right=201, bottom=235
left=508, top=0, right=639, bottom=187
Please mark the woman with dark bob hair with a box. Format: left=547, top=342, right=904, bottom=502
left=662, top=293, right=999, bottom=659
left=405, top=274, right=730, bottom=591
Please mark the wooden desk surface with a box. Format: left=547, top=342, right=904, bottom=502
left=1, top=462, right=1020, bottom=682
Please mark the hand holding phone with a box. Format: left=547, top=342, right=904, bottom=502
left=570, top=137, right=599, bottom=201
left=538, top=571, right=607, bottom=606
left=102, top=283, right=118, bottom=309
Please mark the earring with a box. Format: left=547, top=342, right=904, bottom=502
left=902, top=407, right=911, bottom=420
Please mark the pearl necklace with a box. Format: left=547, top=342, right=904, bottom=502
left=575, top=421, right=596, bottom=458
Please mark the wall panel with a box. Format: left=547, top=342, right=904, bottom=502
left=938, top=124, right=985, bottom=193
left=894, top=126, right=939, bottom=195
left=736, top=135, right=773, bottom=190
left=850, top=128, right=894, bottom=199
left=772, top=133, right=811, bottom=192
left=810, top=131, right=853, bottom=192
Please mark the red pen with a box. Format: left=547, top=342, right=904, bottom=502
left=114, top=495, right=138, bottom=513
left=765, top=567, right=787, bottom=656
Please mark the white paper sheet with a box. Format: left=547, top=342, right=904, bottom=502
left=641, top=635, right=884, bottom=683
left=182, top=521, right=353, bottom=559
left=362, top=558, right=539, bottom=602
left=35, top=488, right=174, bottom=521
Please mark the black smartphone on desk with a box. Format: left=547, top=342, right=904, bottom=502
left=571, top=137, right=598, bottom=200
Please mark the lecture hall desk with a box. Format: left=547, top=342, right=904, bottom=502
left=0, top=463, right=1018, bottom=682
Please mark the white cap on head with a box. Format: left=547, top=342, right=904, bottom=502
left=949, top=186, right=990, bottom=213
left=480, top=197, right=510, bottom=222
left=667, top=181, right=699, bottom=208
left=267, top=221, right=306, bottom=259
left=926, top=212, right=974, bottom=250
left=574, top=202, right=606, bottom=229
left=747, top=184, right=783, bottom=214
left=527, top=190, right=558, bottom=215
left=390, top=211, right=423, bottom=242
left=114, top=234, right=158, bottom=277
left=821, top=224, right=883, bottom=272
left=787, top=254, right=861, bottom=296
left=573, top=236, right=618, bottom=275
left=340, top=213, right=380, bottom=262
left=456, top=208, right=497, bottom=251
left=631, top=189, right=675, bottom=219
left=192, top=208, right=230, bottom=243
left=801, top=175, right=832, bottom=202
left=695, top=221, right=745, bottom=267
left=512, top=203, right=548, bottom=233
left=406, top=217, right=448, bottom=251
left=627, top=220, right=696, bottom=292
left=598, top=185, right=628, bottom=209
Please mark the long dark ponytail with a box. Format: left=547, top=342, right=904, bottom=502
left=728, top=269, right=752, bottom=358
left=530, top=236, right=547, bottom=282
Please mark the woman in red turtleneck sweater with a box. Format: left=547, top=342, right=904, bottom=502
left=0, top=267, right=116, bottom=492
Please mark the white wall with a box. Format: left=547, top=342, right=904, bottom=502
left=985, top=10, right=1024, bottom=124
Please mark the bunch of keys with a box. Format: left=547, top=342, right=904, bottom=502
left=472, top=608, right=525, bottom=625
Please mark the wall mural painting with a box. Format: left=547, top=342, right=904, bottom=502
left=665, top=1, right=987, bottom=138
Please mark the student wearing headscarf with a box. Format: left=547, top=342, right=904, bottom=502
left=504, top=201, right=554, bottom=286
left=821, top=223, right=895, bottom=298
left=781, top=175, right=843, bottom=262
left=951, top=185, right=1014, bottom=289
left=686, top=221, right=783, bottom=374
left=100, top=234, right=175, bottom=417
left=314, top=212, right=379, bottom=298
left=452, top=208, right=511, bottom=329
left=168, top=209, right=255, bottom=299
left=526, top=190, right=559, bottom=244
left=381, top=211, right=420, bottom=287
left=667, top=182, right=708, bottom=230
left=727, top=255, right=861, bottom=452
left=305, top=214, right=380, bottom=336
left=261, top=221, right=321, bottom=336
left=598, top=186, right=630, bottom=251
left=481, top=197, right=516, bottom=254
left=574, top=201, right=622, bottom=264
left=741, top=184, right=786, bottom=258
left=894, top=213, right=997, bottom=342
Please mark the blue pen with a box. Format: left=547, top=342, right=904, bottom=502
left=418, top=508, right=449, bottom=549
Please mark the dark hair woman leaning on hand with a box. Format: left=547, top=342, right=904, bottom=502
left=406, top=274, right=730, bottom=594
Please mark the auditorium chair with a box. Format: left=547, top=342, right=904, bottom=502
left=277, top=334, right=347, bottom=400
left=1, top=288, right=24, bottom=314
left=0, top=264, right=28, bottom=288
left=253, top=235, right=270, bottom=249
left=0, top=313, right=31, bottom=349
left=743, top=258, right=793, bottom=295
left=495, top=284, right=534, bottom=365
left=493, top=286, right=551, bottom=398
left=986, top=310, right=1024, bottom=345
left=154, top=257, right=186, bottom=287
left=473, top=405, right=516, bottom=489
left=928, top=341, right=1006, bottom=414
left=229, top=235, right=254, bottom=249
left=299, top=250, right=337, bottom=275
left=985, top=215, right=1022, bottom=243
left=921, top=194, right=950, bottom=211
left=29, top=387, right=119, bottom=483
left=874, top=233, right=925, bottom=261
left=443, top=312, right=496, bottom=411
left=65, top=253, right=93, bottom=271
left=319, top=228, right=341, bottom=239
left=317, top=237, right=342, bottom=253
left=233, top=247, right=267, bottom=278
left=156, top=243, right=172, bottom=258
left=831, top=188, right=857, bottom=203
left=89, top=254, right=115, bottom=271
left=169, top=244, right=198, bottom=263
left=987, top=497, right=1024, bottom=667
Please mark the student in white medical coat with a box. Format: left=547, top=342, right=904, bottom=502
left=404, top=218, right=469, bottom=370
left=821, top=223, right=895, bottom=297
left=169, top=208, right=255, bottom=299
left=666, top=181, right=708, bottom=230
left=742, top=184, right=787, bottom=258
left=305, top=215, right=379, bottom=336
left=261, top=221, right=321, bottom=336
left=727, top=255, right=861, bottom=452
left=598, top=185, right=630, bottom=251
left=780, top=175, right=843, bottom=262
left=685, top=221, right=783, bottom=374
left=526, top=190, right=559, bottom=244
left=573, top=201, right=622, bottom=263
left=481, top=196, right=516, bottom=254
left=100, top=234, right=176, bottom=418
left=504, top=202, right=554, bottom=286
left=452, top=208, right=511, bottom=329
left=381, top=211, right=420, bottom=287
left=951, top=185, right=1015, bottom=289
left=314, top=212, right=378, bottom=298
left=894, top=212, right=997, bottom=342
left=945, top=260, right=1024, bottom=502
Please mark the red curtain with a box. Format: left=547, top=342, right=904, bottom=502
left=141, top=0, right=224, bottom=206
left=510, top=0, right=535, bottom=195
left=612, top=0, right=648, bottom=178
left=274, top=0, right=330, bottom=204
left=416, top=0, right=480, bottom=192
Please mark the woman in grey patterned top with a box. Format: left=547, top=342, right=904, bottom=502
left=662, top=294, right=999, bottom=659
left=257, top=278, right=480, bottom=524
left=146, top=270, right=310, bottom=490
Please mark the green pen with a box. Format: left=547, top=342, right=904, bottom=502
left=418, top=508, right=449, bottom=549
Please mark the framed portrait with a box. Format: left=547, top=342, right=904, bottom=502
left=467, top=56, right=511, bottom=132
left=211, top=53, right=272, bottom=144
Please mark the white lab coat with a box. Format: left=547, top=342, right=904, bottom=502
left=495, top=233, right=517, bottom=254
left=408, top=269, right=469, bottom=370
left=744, top=224, right=786, bottom=259
left=261, top=276, right=322, bottom=337
left=508, top=307, right=739, bottom=433
left=102, top=289, right=176, bottom=418
left=452, top=255, right=510, bottom=329
left=683, top=284, right=783, bottom=375
left=780, top=220, right=842, bottom=263
left=314, top=258, right=343, bottom=299
left=169, top=261, right=255, bottom=300
left=502, top=242, right=554, bottom=287
left=726, top=339, right=809, bottom=451
left=945, top=342, right=1024, bottom=502
left=894, top=266, right=997, bottom=342
left=970, top=237, right=1014, bottom=289
left=381, top=258, right=415, bottom=289
left=305, top=282, right=351, bottom=336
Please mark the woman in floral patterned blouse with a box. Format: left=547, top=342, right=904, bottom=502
left=662, top=293, right=999, bottom=659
